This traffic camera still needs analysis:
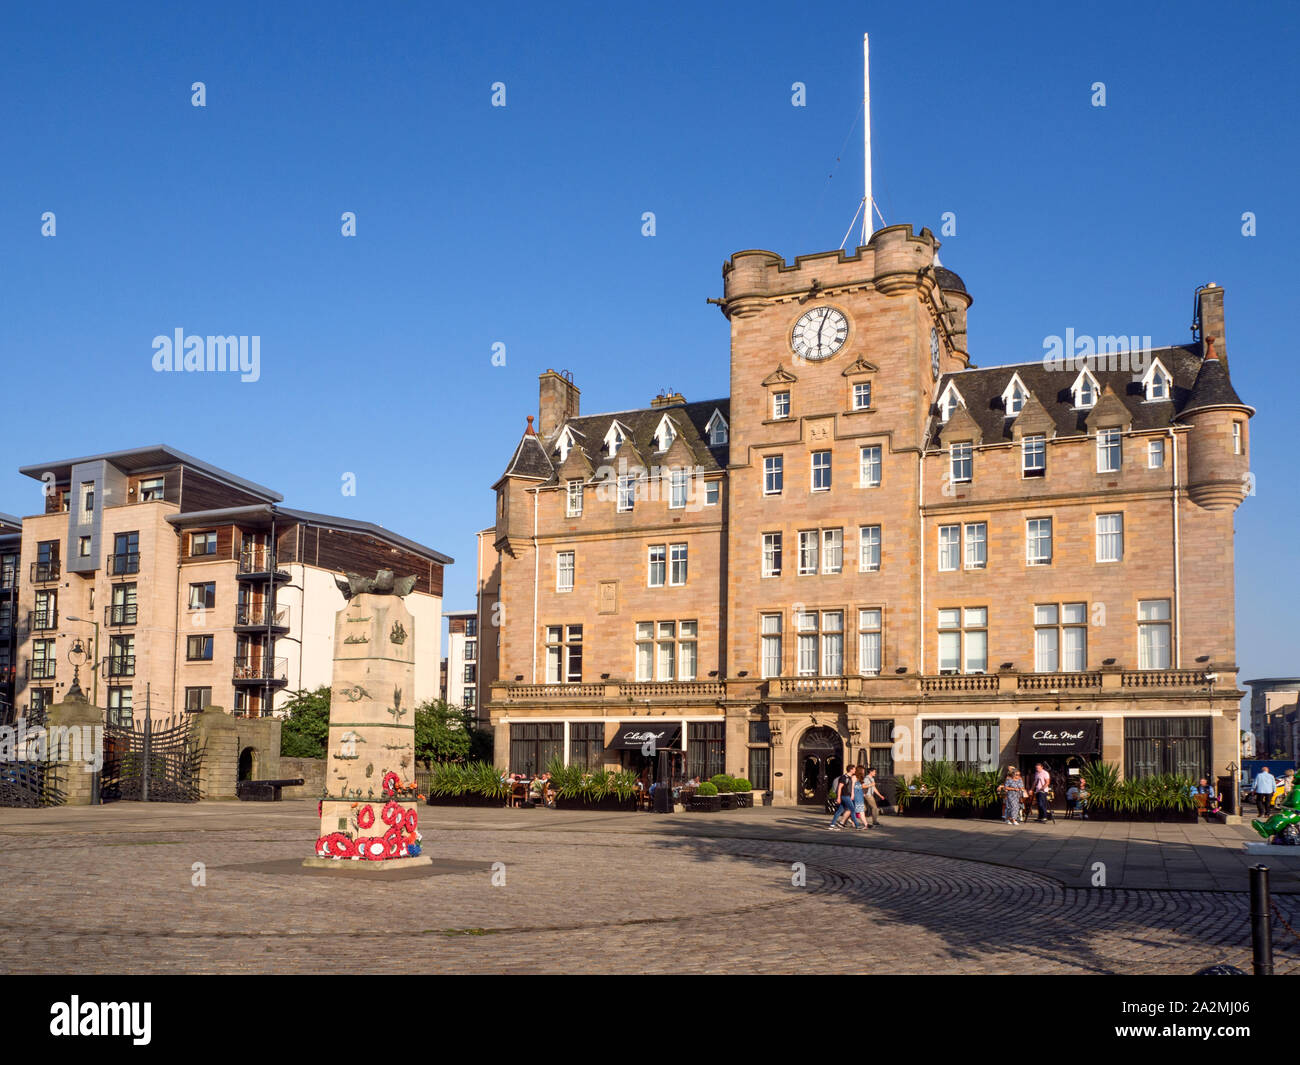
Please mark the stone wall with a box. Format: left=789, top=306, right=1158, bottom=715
left=280, top=757, right=326, bottom=799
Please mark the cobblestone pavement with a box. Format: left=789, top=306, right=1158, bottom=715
left=0, top=802, right=1294, bottom=975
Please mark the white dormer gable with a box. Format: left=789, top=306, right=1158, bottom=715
left=704, top=408, right=728, bottom=446
left=1142, top=357, right=1172, bottom=402
left=557, top=425, right=578, bottom=463
left=603, top=420, right=630, bottom=458
left=1001, top=373, right=1030, bottom=417
left=937, top=380, right=965, bottom=423
left=1071, top=368, right=1100, bottom=409
left=652, top=413, right=677, bottom=453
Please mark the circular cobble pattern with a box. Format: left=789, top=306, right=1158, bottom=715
left=0, top=816, right=1293, bottom=975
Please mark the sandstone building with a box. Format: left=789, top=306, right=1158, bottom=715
left=11, top=445, right=451, bottom=727
left=481, top=226, right=1252, bottom=805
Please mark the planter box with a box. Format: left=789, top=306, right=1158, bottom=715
left=716, top=791, right=753, bottom=810
left=900, top=798, right=1001, bottom=819
left=554, top=795, right=638, bottom=812
left=687, top=794, right=722, bottom=812
left=425, top=793, right=506, bottom=808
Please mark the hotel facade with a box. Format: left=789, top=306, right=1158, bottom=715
left=481, top=225, right=1252, bottom=806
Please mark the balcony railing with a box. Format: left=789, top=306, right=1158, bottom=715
left=233, top=656, right=288, bottom=683
left=26, top=659, right=56, bottom=681
left=1017, top=672, right=1102, bottom=691
left=238, top=546, right=286, bottom=576
left=27, top=609, right=58, bottom=632
left=30, top=561, right=60, bottom=582
left=0, top=566, right=16, bottom=590
left=1121, top=669, right=1208, bottom=688
left=105, top=603, right=138, bottom=626
left=618, top=681, right=725, bottom=698
left=234, top=603, right=291, bottom=628
left=104, top=655, right=136, bottom=678
left=107, top=552, right=140, bottom=576
left=772, top=676, right=850, bottom=695
left=920, top=674, right=999, bottom=693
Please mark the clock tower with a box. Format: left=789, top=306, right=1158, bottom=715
left=714, top=223, right=972, bottom=716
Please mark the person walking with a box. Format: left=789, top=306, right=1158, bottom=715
left=829, top=764, right=859, bottom=830
left=998, top=767, right=1025, bottom=825
left=1253, top=766, right=1278, bottom=817
left=1030, top=762, right=1052, bottom=823
left=863, top=766, right=885, bottom=827
left=851, top=765, right=869, bottom=828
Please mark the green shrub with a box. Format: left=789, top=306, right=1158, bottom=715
left=429, top=762, right=468, bottom=797
left=710, top=773, right=735, bottom=793
left=731, top=778, right=752, bottom=792
left=469, top=761, right=508, bottom=799
left=696, top=782, right=718, bottom=796
left=609, top=769, right=640, bottom=801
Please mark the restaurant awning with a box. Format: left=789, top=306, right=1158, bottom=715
left=1017, top=719, right=1101, bottom=756
left=608, top=722, right=683, bottom=752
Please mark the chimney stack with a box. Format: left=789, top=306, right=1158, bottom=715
left=650, top=391, right=686, bottom=408
left=538, top=369, right=580, bottom=437
left=1197, top=284, right=1228, bottom=372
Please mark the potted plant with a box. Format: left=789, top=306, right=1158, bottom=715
left=688, top=781, right=721, bottom=812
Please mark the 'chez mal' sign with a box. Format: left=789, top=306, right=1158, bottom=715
left=1017, top=719, right=1100, bottom=756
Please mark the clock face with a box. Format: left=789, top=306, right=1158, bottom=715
left=931, top=327, right=940, bottom=378
left=791, top=306, right=849, bottom=362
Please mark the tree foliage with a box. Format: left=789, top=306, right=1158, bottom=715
left=279, top=686, right=331, bottom=758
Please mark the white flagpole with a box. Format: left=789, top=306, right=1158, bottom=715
left=861, top=31, right=872, bottom=246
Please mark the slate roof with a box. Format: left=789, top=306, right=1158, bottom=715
left=934, top=266, right=967, bottom=295
left=928, top=344, right=1251, bottom=447
left=496, top=399, right=731, bottom=487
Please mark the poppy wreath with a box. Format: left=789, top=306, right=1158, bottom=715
left=355, top=837, right=389, bottom=861
left=381, top=826, right=403, bottom=858
left=317, top=833, right=357, bottom=859
left=381, top=801, right=405, bottom=827
left=402, top=808, right=418, bottom=833
left=357, top=804, right=376, bottom=829
left=381, top=771, right=401, bottom=797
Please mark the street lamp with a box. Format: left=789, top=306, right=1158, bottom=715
left=65, top=615, right=99, bottom=708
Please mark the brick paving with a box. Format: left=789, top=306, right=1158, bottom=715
left=0, top=801, right=1294, bottom=975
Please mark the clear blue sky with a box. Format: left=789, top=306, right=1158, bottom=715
left=2, top=1, right=1296, bottom=709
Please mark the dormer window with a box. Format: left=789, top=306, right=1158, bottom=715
left=652, top=414, right=677, bottom=453
left=603, top=421, right=628, bottom=458
left=705, top=408, right=729, bottom=446
left=1002, top=374, right=1029, bottom=417
left=937, top=381, right=964, bottom=423
left=1142, top=359, right=1172, bottom=402
left=1071, top=369, right=1099, bottom=409
left=557, top=427, right=577, bottom=464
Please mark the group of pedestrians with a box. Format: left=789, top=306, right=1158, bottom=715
left=828, top=764, right=885, bottom=830
left=997, top=763, right=1054, bottom=825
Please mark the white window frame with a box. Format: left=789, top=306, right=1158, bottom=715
left=938, top=525, right=960, bottom=572
left=556, top=551, right=575, bottom=593
left=858, top=525, right=881, bottom=572
left=705, top=409, right=729, bottom=446
left=669, top=469, right=688, bottom=510
left=760, top=614, right=783, bottom=679
left=764, top=455, right=783, bottom=495
left=1001, top=374, right=1029, bottom=417
left=853, top=381, right=872, bottom=410
left=566, top=479, right=584, bottom=517
left=1233, top=422, right=1243, bottom=455
left=821, top=528, right=843, bottom=575
left=668, top=543, right=688, bottom=587
left=1137, top=599, right=1172, bottom=670
left=1071, top=369, right=1100, bottom=410
left=950, top=442, right=972, bottom=484
left=1026, top=517, right=1053, bottom=566
left=1142, top=359, right=1172, bottom=402
left=964, top=522, right=987, bottom=570
left=811, top=450, right=832, bottom=492
left=1096, top=513, right=1123, bottom=563
left=859, top=445, right=882, bottom=488
left=858, top=608, right=882, bottom=676
left=1148, top=438, right=1165, bottom=469
left=652, top=413, right=677, bottom=453
left=1096, top=428, right=1122, bottom=473
left=797, top=530, right=819, bottom=575
left=705, top=480, right=719, bottom=505
left=937, top=381, right=964, bottom=422
left=1022, top=434, right=1046, bottom=477
left=647, top=545, right=666, bottom=588
left=617, top=474, right=636, bottom=512
left=772, top=391, right=790, bottom=420
left=761, top=532, right=782, bottom=578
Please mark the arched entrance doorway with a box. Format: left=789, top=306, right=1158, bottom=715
left=238, top=747, right=257, bottom=782
left=797, top=726, right=843, bottom=807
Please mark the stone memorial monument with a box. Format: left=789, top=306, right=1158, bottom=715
left=305, top=570, right=429, bottom=869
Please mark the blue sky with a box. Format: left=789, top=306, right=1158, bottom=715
left=2, top=1, right=1296, bottom=707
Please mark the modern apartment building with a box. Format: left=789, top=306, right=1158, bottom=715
left=481, top=225, right=1252, bottom=804
left=0, top=514, right=20, bottom=724
left=12, top=446, right=452, bottom=727
left=443, top=609, right=478, bottom=717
